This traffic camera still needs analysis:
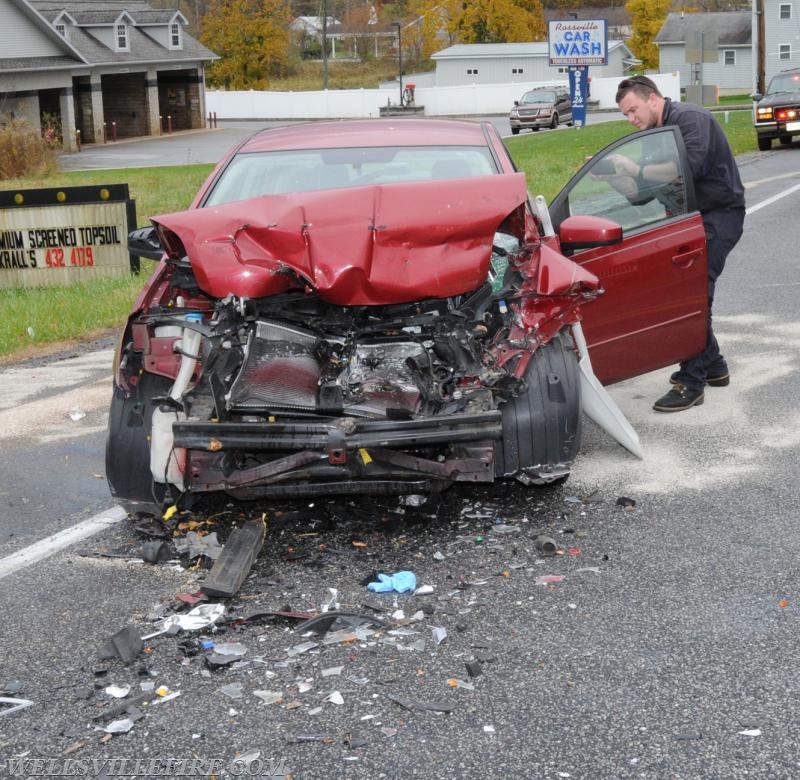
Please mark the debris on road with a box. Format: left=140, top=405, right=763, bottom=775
left=0, top=697, right=34, bottom=717
left=97, top=626, right=143, bottom=666
left=367, top=571, right=417, bottom=593
left=201, top=519, right=266, bottom=598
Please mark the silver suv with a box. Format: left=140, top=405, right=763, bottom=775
left=510, top=88, right=572, bottom=134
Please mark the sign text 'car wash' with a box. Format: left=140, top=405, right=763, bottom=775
left=0, top=184, right=138, bottom=289
left=548, top=20, right=608, bottom=66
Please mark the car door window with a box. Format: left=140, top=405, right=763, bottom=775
left=551, top=128, right=693, bottom=236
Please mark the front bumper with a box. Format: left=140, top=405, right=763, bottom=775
left=173, top=411, right=503, bottom=498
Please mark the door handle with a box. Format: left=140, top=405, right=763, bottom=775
left=671, top=248, right=703, bottom=269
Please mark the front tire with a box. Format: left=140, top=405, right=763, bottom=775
left=550, top=113, right=559, bottom=129
left=511, top=127, right=520, bottom=135
left=757, top=136, right=772, bottom=151
left=495, top=333, right=582, bottom=485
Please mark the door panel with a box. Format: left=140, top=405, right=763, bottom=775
left=549, top=126, right=707, bottom=386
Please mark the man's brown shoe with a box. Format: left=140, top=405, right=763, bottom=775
left=670, top=371, right=729, bottom=388
left=653, top=384, right=705, bottom=412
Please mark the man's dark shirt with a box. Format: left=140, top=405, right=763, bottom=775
left=661, top=98, right=745, bottom=215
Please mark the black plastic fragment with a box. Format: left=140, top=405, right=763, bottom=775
left=201, top=520, right=266, bottom=599
left=386, top=692, right=454, bottom=713
left=97, top=626, right=143, bottom=666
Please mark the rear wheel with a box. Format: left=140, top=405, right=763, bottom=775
left=106, top=373, right=172, bottom=513
left=779, top=135, right=793, bottom=146
left=757, top=136, right=772, bottom=151
left=495, top=333, right=582, bottom=485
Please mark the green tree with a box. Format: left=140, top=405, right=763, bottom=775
left=200, top=0, right=292, bottom=88
left=626, top=0, right=671, bottom=69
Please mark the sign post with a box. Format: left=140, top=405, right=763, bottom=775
left=548, top=19, right=607, bottom=128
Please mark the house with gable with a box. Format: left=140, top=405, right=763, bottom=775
left=0, top=0, right=217, bottom=151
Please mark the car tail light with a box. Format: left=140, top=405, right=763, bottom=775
left=776, top=108, right=798, bottom=121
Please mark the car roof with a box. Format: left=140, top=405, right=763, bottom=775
left=236, top=118, right=491, bottom=153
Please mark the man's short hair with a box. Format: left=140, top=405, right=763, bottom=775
left=616, top=75, right=662, bottom=104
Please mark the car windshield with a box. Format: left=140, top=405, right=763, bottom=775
left=521, top=91, right=556, bottom=104
left=768, top=72, right=800, bottom=93
left=204, top=145, right=498, bottom=206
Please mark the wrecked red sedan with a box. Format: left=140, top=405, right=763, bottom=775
left=107, top=119, right=708, bottom=511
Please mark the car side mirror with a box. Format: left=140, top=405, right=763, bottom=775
left=751, top=93, right=763, bottom=101
left=128, top=226, right=165, bottom=261
left=558, top=215, right=623, bottom=252
left=514, top=100, right=520, bottom=106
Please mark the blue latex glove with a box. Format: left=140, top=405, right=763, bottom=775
left=368, top=571, right=417, bottom=594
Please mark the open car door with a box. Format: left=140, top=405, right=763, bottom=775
left=548, top=126, right=708, bottom=386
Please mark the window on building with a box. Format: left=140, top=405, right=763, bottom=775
left=780, top=43, right=791, bottom=59
left=779, top=3, right=791, bottom=19
left=170, top=22, right=181, bottom=48
left=466, top=68, right=479, bottom=75
left=116, top=23, right=129, bottom=49
left=724, top=50, right=736, bottom=66
left=55, top=22, right=66, bottom=37
left=511, top=68, right=524, bottom=74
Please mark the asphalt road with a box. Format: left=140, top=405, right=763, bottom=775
left=1, top=139, right=799, bottom=779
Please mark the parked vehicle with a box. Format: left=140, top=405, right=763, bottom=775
left=509, top=88, right=572, bottom=134
left=107, top=118, right=707, bottom=512
left=752, top=67, right=800, bottom=151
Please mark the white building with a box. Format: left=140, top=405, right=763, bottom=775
left=431, top=41, right=637, bottom=88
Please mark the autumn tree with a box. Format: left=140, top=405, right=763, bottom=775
left=439, top=0, right=546, bottom=44
left=626, top=0, right=671, bottom=69
left=200, top=0, right=292, bottom=88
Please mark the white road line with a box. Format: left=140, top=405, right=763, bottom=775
left=0, top=505, right=128, bottom=579
left=746, top=181, right=800, bottom=216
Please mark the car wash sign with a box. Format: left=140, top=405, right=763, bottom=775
left=0, top=184, right=138, bottom=289
left=548, top=20, right=608, bottom=66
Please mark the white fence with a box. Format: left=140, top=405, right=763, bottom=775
left=206, top=73, right=681, bottom=120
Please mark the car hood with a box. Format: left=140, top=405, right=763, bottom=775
left=152, top=173, right=531, bottom=305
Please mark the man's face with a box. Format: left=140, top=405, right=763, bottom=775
left=618, top=91, right=661, bottom=130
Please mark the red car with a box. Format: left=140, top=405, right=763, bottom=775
left=106, top=118, right=706, bottom=511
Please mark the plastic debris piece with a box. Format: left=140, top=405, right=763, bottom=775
left=567, top=547, right=582, bottom=556
left=253, top=690, right=283, bottom=705
left=3, top=680, right=22, bottom=695
left=176, top=592, right=208, bottom=606
left=286, top=641, right=318, bottom=657
left=295, top=611, right=385, bottom=638
left=0, top=697, right=33, bottom=717
left=142, top=540, right=172, bottom=564
left=433, top=551, right=445, bottom=561
left=368, top=571, right=417, bottom=594
left=152, top=691, right=181, bottom=704
left=466, top=661, right=483, bottom=678
left=69, top=408, right=86, bottom=422
left=144, top=603, right=225, bottom=639
left=288, top=733, right=334, bottom=743
left=738, top=729, right=762, bottom=736
left=103, top=718, right=134, bottom=734
left=415, top=584, right=434, bottom=596
left=213, top=642, right=247, bottom=657
left=432, top=627, right=447, bottom=645
left=483, top=724, right=495, bottom=733
left=381, top=727, right=398, bottom=737
left=452, top=679, right=474, bottom=690
left=535, top=575, right=564, bottom=585
left=322, top=588, right=339, bottom=613
left=220, top=683, right=244, bottom=699
left=104, top=685, right=131, bottom=699
left=156, top=686, right=170, bottom=697
left=386, top=692, right=454, bottom=713
left=616, top=496, right=636, bottom=508
left=535, top=536, right=557, bottom=556
left=321, top=666, right=344, bottom=677
left=97, top=626, right=143, bottom=665
left=576, top=567, right=601, bottom=575
left=491, top=524, right=520, bottom=536
left=201, top=520, right=266, bottom=598
left=325, top=690, right=344, bottom=705
left=779, top=599, right=789, bottom=608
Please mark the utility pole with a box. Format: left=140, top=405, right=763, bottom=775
left=756, top=0, right=766, bottom=94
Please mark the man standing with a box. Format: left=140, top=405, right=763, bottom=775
left=615, top=76, right=745, bottom=412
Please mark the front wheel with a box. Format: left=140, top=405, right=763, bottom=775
left=495, top=332, right=582, bottom=485
left=757, top=136, right=772, bottom=151
left=550, top=113, right=559, bottom=129
left=511, top=127, right=520, bottom=135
